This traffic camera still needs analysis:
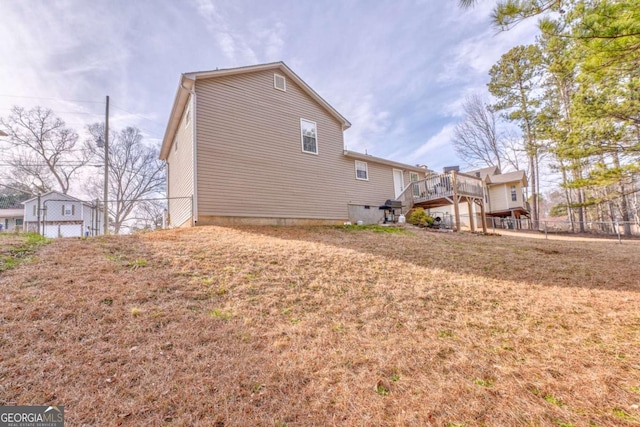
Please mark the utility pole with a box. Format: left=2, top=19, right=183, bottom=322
left=103, top=95, right=109, bottom=235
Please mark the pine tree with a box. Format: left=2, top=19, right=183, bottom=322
left=488, top=44, right=544, bottom=226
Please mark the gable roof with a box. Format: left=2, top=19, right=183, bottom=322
left=486, top=169, right=527, bottom=186
left=467, top=165, right=500, bottom=179
left=22, top=191, right=95, bottom=207
left=160, top=61, right=351, bottom=160
left=22, top=190, right=82, bottom=204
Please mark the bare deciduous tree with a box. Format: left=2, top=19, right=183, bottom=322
left=501, top=130, right=527, bottom=172
left=86, top=124, right=165, bottom=234
left=127, top=199, right=167, bottom=233
left=0, top=106, right=88, bottom=194
left=453, top=94, right=507, bottom=171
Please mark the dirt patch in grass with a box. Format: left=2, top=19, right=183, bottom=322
left=1, top=226, right=639, bottom=426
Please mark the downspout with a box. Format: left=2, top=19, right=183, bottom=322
left=164, top=159, right=169, bottom=227
left=181, top=76, right=198, bottom=224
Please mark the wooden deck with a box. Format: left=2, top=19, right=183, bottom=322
left=396, top=171, right=487, bottom=232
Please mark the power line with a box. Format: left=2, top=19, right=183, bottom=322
left=0, top=163, right=103, bottom=167
left=0, top=97, right=165, bottom=140
left=0, top=94, right=104, bottom=104
left=0, top=107, right=103, bottom=117
left=1, top=110, right=164, bottom=140
left=0, top=182, right=32, bottom=194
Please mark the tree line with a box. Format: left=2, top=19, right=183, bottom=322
left=455, top=0, right=640, bottom=235
left=0, top=106, right=165, bottom=234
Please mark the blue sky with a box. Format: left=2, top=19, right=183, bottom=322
left=0, top=0, right=539, bottom=173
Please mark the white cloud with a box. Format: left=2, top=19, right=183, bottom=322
left=342, top=95, right=392, bottom=153
left=192, top=0, right=259, bottom=64
left=257, top=21, right=285, bottom=62
left=437, top=17, right=539, bottom=84
left=0, top=0, right=548, bottom=193
left=411, top=124, right=457, bottom=163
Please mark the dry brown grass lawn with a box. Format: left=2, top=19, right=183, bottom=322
left=1, top=225, right=639, bottom=426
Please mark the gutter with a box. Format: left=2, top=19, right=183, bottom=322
left=181, top=75, right=198, bottom=224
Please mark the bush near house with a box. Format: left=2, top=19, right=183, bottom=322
left=407, top=207, right=434, bottom=227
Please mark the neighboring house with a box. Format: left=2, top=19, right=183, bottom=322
left=425, top=166, right=530, bottom=230
left=474, top=166, right=529, bottom=222
left=22, top=191, right=104, bottom=237
left=160, top=61, right=430, bottom=226
left=0, top=207, right=24, bottom=232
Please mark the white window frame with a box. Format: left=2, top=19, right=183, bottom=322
left=355, top=160, right=368, bottom=181
left=510, top=185, right=517, bottom=202
left=410, top=172, right=420, bottom=197
left=300, top=119, right=318, bottom=155
left=274, top=73, right=286, bottom=92
left=63, top=204, right=74, bottom=216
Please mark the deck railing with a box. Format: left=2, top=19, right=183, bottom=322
left=397, top=171, right=484, bottom=208
left=454, top=172, right=484, bottom=199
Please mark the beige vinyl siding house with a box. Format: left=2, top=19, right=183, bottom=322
left=428, top=166, right=529, bottom=229
left=194, top=69, right=350, bottom=223
left=165, top=94, right=194, bottom=228
left=485, top=174, right=527, bottom=214
left=160, top=62, right=429, bottom=226
left=343, top=151, right=427, bottom=223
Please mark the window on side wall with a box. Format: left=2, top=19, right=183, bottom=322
left=511, top=185, right=517, bottom=202
left=62, top=204, right=75, bottom=216
left=355, top=161, right=368, bottom=180
left=15, top=218, right=23, bottom=226
left=410, top=172, right=420, bottom=196
left=300, top=119, right=317, bottom=154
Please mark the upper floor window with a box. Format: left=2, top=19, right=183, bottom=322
left=355, top=161, right=368, bottom=180
left=274, top=74, right=286, bottom=92
left=300, top=119, right=317, bottom=154
left=62, top=204, right=75, bottom=216
left=511, top=185, right=517, bottom=202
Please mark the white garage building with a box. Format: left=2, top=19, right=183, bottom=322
left=23, top=191, right=104, bottom=238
